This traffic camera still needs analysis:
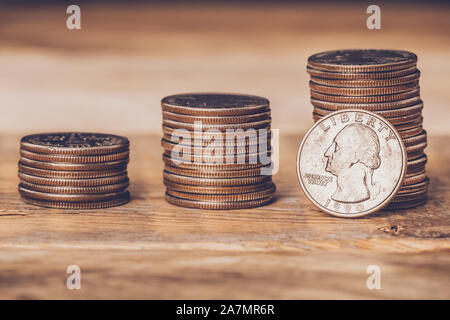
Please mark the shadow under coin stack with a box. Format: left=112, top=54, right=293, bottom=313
left=18, top=133, right=130, bottom=209
left=161, top=93, right=276, bottom=209
left=307, top=50, right=428, bottom=209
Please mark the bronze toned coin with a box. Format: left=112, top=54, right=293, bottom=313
left=310, top=96, right=421, bottom=111
left=392, top=189, right=428, bottom=202
left=162, top=125, right=271, bottom=139
left=403, top=172, right=427, bottom=186
left=162, top=111, right=271, bottom=124
left=20, top=149, right=129, bottom=164
left=393, top=117, right=423, bottom=131
left=20, top=132, right=129, bottom=155
left=313, top=110, right=422, bottom=126
left=307, top=50, right=417, bottom=73
left=384, top=198, right=426, bottom=210
left=21, top=194, right=130, bottom=209
left=307, top=65, right=418, bottom=80
left=398, top=177, right=429, bottom=192
left=397, top=125, right=423, bottom=138
left=309, top=70, right=420, bottom=87
left=18, top=172, right=129, bottom=187
left=19, top=181, right=129, bottom=195
left=309, top=80, right=419, bottom=96
left=407, top=150, right=425, bottom=161
left=406, top=155, right=427, bottom=175
left=161, top=138, right=270, bottom=156
left=19, top=157, right=128, bottom=171
left=163, top=179, right=274, bottom=195
left=164, top=164, right=272, bottom=178
left=297, top=109, right=406, bottom=218
left=18, top=162, right=127, bottom=179
left=19, top=186, right=129, bottom=202
left=161, top=93, right=270, bottom=116
left=313, top=102, right=423, bottom=118
left=167, top=183, right=275, bottom=202
left=310, top=87, right=420, bottom=103
left=162, top=119, right=271, bottom=132
left=164, top=149, right=271, bottom=165
left=398, top=184, right=428, bottom=195
left=162, top=153, right=267, bottom=171
left=163, top=132, right=271, bottom=148
left=403, top=131, right=427, bottom=146
left=163, top=171, right=271, bottom=186
left=165, top=192, right=274, bottom=210
left=406, top=142, right=427, bottom=154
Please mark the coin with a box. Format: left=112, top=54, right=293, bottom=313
left=403, top=172, right=427, bottom=186
left=164, top=149, right=271, bottom=164
left=18, top=162, right=128, bottom=179
left=313, top=110, right=422, bottom=125
left=162, top=153, right=267, bottom=171
left=297, top=109, right=406, bottom=218
left=18, top=171, right=129, bottom=187
left=166, top=183, right=275, bottom=202
left=163, top=132, right=271, bottom=148
left=165, top=193, right=274, bottom=210
left=21, top=195, right=130, bottom=209
left=20, top=133, right=129, bottom=155
left=309, top=80, right=419, bottom=96
left=162, top=125, right=271, bottom=139
left=19, top=186, right=129, bottom=202
left=19, top=157, right=129, bottom=171
left=384, top=198, right=426, bottom=210
left=20, top=149, right=129, bottom=164
left=161, top=138, right=270, bottom=155
left=307, top=65, right=418, bottom=80
left=163, top=179, right=274, bottom=195
left=310, top=87, right=420, bottom=103
left=307, top=50, right=417, bottom=73
left=309, top=71, right=420, bottom=87
left=403, top=131, right=427, bottom=146
left=161, top=93, right=270, bottom=116
left=313, top=102, right=423, bottom=117
left=162, top=119, right=271, bottom=131
left=163, top=171, right=271, bottom=186
left=310, top=96, right=422, bottom=111
left=162, top=111, right=271, bottom=124
left=164, top=164, right=271, bottom=178
left=19, top=181, right=129, bottom=195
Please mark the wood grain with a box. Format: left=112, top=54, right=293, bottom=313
left=0, top=133, right=448, bottom=299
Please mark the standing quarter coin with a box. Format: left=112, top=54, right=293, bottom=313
left=297, top=109, right=407, bottom=218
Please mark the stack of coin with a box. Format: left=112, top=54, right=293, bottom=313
left=18, top=133, right=130, bottom=209
left=307, top=50, right=428, bottom=209
left=161, top=93, right=275, bottom=209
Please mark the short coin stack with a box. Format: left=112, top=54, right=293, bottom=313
left=161, top=93, right=276, bottom=209
left=307, top=50, right=428, bottom=209
left=18, top=133, right=130, bottom=209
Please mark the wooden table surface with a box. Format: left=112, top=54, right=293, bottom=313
left=0, top=133, right=448, bottom=299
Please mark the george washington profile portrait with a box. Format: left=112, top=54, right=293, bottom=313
left=324, top=123, right=381, bottom=203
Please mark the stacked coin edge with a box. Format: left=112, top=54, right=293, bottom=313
left=18, top=133, right=131, bottom=209
left=161, top=93, right=276, bottom=209
left=307, top=50, right=428, bottom=210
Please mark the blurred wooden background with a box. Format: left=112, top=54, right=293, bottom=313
left=0, top=2, right=449, bottom=135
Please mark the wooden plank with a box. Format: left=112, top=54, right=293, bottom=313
left=0, top=134, right=448, bottom=299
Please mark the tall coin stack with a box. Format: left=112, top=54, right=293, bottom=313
left=307, top=50, right=427, bottom=209
left=18, top=133, right=130, bottom=209
left=161, top=93, right=276, bottom=209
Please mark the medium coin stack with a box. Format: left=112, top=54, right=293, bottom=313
left=307, top=49, right=427, bottom=209
left=161, top=93, right=276, bottom=209
left=18, top=133, right=130, bottom=209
